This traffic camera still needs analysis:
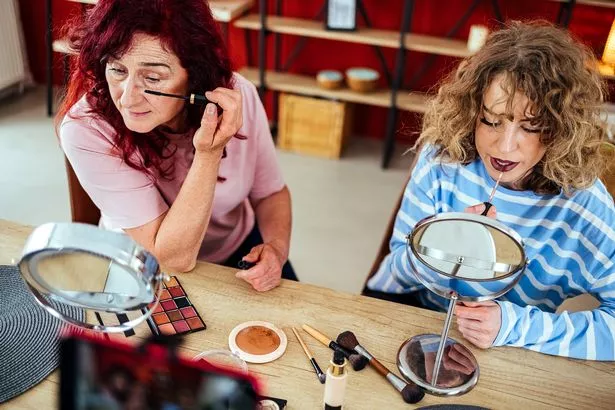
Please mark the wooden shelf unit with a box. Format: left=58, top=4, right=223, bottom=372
left=234, top=14, right=473, bottom=58
left=239, top=67, right=430, bottom=113
left=237, top=12, right=615, bottom=80
left=234, top=0, right=464, bottom=168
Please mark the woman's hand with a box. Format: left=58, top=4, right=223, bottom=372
left=193, top=88, right=243, bottom=154
left=442, top=343, right=476, bottom=375
left=235, top=241, right=286, bottom=292
left=454, top=301, right=502, bottom=349
left=464, top=203, right=497, bottom=219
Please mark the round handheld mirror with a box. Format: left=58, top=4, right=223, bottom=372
left=18, top=223, right=166, bottom=333
left=397, top=212, right=527, bottom=397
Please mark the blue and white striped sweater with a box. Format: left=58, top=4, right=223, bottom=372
left=367, top=146, right=615, bottom=360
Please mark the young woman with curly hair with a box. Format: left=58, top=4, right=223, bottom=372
left=56, top=0, right=295, bottom=291
left=367, top=21, right=615, bottom=360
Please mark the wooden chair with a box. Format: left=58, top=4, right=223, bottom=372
left=64, top=157, right=100, bottom=225
left=361, top=152, right=420, bottom=295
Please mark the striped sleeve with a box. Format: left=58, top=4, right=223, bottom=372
left=367, top=147, right=438, bottom=293
left=494, top=256, right=615, bottom=361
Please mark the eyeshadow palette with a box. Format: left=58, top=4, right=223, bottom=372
left=145, top=276, right=206, bottom=336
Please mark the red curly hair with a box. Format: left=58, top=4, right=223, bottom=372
left=56, top=0, right=235, bottom=179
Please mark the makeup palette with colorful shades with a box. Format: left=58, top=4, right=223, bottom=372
left=145, top=276, right=206, bottom=336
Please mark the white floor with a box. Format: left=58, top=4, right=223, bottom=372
left=0, top=87, right=415, bottom=294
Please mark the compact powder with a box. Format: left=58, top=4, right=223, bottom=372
left=236, top=326, right=281, bottom=355
left=228, top=321, right=287, bottom=364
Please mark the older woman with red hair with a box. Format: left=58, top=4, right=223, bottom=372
left=56, top=0, right=295, bottom=291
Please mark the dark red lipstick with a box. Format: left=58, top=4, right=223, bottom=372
left=490, top=157, right=519, bottom=172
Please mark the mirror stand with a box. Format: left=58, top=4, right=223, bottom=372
left=398, top=294, right=481, bottom=396
left=432, top=293, right=460, bottom=386
left=396, top=212, right=527, bottom=397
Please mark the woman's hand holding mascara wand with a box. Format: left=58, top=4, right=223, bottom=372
left=193, top=88, right=242, bottom=154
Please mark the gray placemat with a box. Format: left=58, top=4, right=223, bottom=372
left=0, top=265, right=85, bottom=403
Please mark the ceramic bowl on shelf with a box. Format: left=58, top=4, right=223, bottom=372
left=345, top=67, right=380, bottom=93
left=316, top=70, right=344, bottom=90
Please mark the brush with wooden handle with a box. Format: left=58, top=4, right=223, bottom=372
left=302, top=324, right=368, bottom=371
left=292, top=327, right=326, bottom=383
left=337, top=330, right=424, bottom=404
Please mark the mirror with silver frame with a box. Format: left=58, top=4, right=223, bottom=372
left=397, top=212, right=527, bottom=397
left=18, top=223, right=166, bottom=333
left=406, top=212, right=526, bottom=301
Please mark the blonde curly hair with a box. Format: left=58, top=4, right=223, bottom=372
left=417, top=21, right=608, bottom=195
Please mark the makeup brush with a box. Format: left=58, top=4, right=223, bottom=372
left=291, top=327, right=326, bottom=384
left=482, top=171, right=504, bottom=216
left=144, top=89, right=211, bottom=106
left=302, top=324, right=368, bottom=371
left=337, top=331, right=424, bottom=404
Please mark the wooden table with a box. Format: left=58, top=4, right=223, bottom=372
left=1, top=219, right=614, bottom=409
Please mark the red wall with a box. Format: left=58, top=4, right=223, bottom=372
left=19, top=0, right=615, bottom=143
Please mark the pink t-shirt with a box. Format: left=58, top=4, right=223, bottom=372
left=60, top=73, right=285, bottom=263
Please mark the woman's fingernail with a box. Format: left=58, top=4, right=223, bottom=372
left=206, top=103, right=216, bottom=115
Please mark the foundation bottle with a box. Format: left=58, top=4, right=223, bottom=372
left=323, top=350, right=348, bottom=410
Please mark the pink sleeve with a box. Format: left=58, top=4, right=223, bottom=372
left=60, top=116, right=169, bottom=229
left=240, top=79, right=285, bottom=201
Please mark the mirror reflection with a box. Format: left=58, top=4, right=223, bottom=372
left=37, top=253, right=110, bottom=294
left=399, top=334, right=479, bottom=391
left=35, top=253, right=141, bottom=299
left=412, top=218, right=524, bottom=280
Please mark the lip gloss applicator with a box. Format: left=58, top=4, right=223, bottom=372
left=144, top=89, right=211, bottom=106
left=482, top=171, right=504, bottom=216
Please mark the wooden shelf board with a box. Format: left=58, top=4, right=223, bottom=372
left=209, top=0, right=254, bottom=22
left=404, top=32, right=473, bottom=58
left=547, top=0, right=615, bottom=8
left=52, top=39, right=75, bottom=54
left=397, top=90, right=432, bottom=113
left=234, top=14, right=471, bottom=58
left=236, top=14, right=400, bottom=49
left=239, top=67, right=430, bottom=113
left=239, top=67, right=615, bottom=115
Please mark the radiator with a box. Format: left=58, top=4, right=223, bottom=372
left=0, top=0, right=26, bottom=92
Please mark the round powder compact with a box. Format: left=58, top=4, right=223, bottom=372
left=228, top=321, right=287, bottom=364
